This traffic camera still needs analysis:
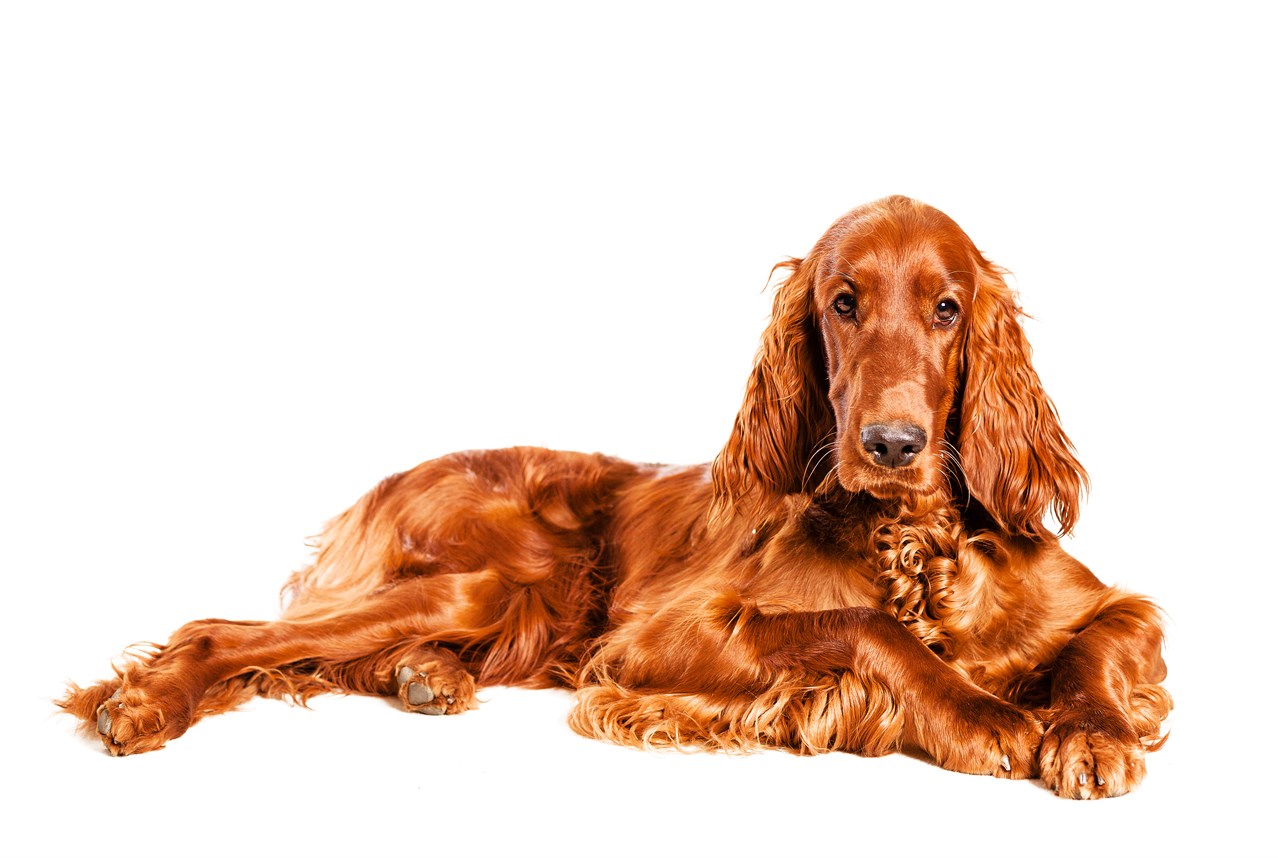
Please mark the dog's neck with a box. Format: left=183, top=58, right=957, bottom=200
left=802, top=481, right=969, bottom=654
left=869, top=496, right=963, bottom=655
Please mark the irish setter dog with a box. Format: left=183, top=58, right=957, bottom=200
left=61, top=196, right=1171, bottom=799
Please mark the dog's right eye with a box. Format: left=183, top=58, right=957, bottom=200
left=832, top=294, right=857, bottom=319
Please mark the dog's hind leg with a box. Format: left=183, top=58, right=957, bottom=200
left=60, top=571, right=506, bottom=755
left=273, top=638, right=480, bottom=716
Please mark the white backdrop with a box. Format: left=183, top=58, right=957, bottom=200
left=3, top=3, right=1275, bottom=857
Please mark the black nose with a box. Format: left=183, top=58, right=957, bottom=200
left=860, top=423, right=927, bottom=468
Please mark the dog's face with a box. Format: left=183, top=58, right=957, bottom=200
left=715, top=195, right=1083, bottom=536
left=811, top=199, right=977, bottom=501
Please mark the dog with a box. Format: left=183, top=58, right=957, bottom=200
left=61, top=195, right=1171, bottom=799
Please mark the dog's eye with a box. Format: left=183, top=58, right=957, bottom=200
left=934, top=300, right=959, bottom=327
left=832, top=294, right=857, bottom=319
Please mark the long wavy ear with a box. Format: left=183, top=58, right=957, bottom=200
left=712, top=256, right=834, bottom=508
left=958, top=260, right=1088, bottom=538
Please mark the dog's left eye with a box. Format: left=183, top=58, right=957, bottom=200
left=934, top=300, right=959, bottom=327
left=832, top=293, right=857, bottom=319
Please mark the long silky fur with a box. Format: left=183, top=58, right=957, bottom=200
left=60, top=196, right=1170, bottom=800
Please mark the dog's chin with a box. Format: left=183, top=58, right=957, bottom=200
left=837, top=461, right=940, bottom=502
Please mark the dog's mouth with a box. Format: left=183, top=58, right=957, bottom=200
left=855, top=470, right=930, bottom=499
left=836, top=449, right=940, bottom=500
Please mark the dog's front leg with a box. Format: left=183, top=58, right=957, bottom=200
left=615, top=603, right=1046, bottom=777
left=1039, top=593, right=1172, bottom=798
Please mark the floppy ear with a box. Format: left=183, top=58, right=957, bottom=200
left=958, top=260, right=1088, bottom=538
left=712, top=256, right=834, bottom=507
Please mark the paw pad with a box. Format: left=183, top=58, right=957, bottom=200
left=96, top=688, right=121, bottom=736
left=395, top=666, right=447, bottom=715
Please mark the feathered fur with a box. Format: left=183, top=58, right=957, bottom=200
left=60, top=196, right=1170, bottom=799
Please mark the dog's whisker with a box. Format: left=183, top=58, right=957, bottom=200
left=801, top=429, right=839, bottom=489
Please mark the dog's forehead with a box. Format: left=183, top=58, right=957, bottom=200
left=814, top=204, right=973, bottom=289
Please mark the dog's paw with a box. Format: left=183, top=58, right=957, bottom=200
left=95, top=685, right=189, bottom=756
left=394, top=661, right=476, bottom=716
left=927, top=693, right=1044, bottom=779
left=1039, top=708, right=1145, bottom=799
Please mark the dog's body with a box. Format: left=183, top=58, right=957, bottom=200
left=61, top=197, right=1170, bottom=798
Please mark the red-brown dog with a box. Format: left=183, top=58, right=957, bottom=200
left=62, top=196, right=1170, bottom=799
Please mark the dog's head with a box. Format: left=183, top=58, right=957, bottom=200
left=713, top=196, right=1086, bottom=538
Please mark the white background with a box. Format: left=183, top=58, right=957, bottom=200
left=3, top=3, right=1275, bottom=857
